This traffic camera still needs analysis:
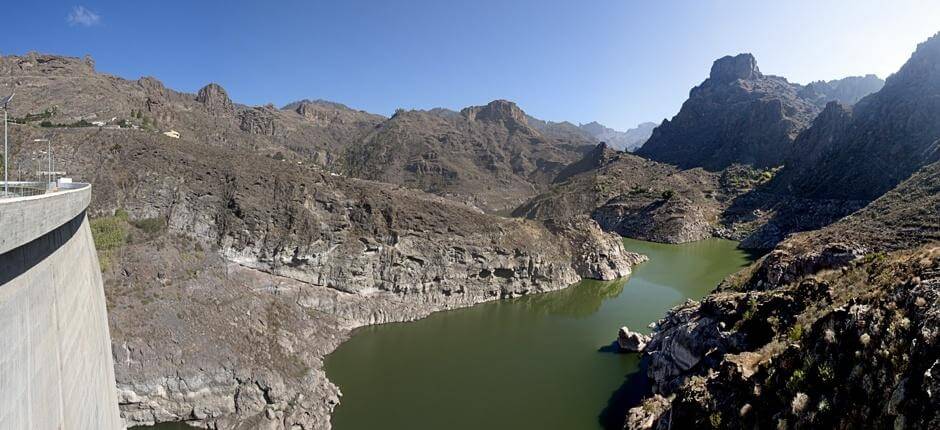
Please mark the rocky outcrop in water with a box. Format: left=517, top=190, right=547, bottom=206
left=618, top=327, right=651, bottom=352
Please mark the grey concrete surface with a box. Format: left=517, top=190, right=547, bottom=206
left=0, top=182, right=92, bottom=255
left=0, top=183, right=124, bottom=429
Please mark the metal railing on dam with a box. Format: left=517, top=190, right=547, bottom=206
left=0, top=182, right=124, bottom=429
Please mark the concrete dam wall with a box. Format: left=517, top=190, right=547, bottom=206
left=0, top=183, right=124, bottom=429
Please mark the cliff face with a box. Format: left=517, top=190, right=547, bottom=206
left=625, top=161, right=940, bottom=430
left=772, top=32, right=940, bottom=201
left=636, top=54, right=822, bottom=170
left=0, top=54, right=642, bottom=429
left=25, top=126, right=641, bottom=430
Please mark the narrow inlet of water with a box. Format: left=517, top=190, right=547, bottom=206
left=325, top=238, right=754, bottom=430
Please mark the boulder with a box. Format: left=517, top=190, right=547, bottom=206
left=618, top=326, right=651, bottom=352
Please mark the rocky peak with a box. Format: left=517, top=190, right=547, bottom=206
left=709, top=53, right=762, bottom=83
left=883, top=31, right=940, bottom=91
left=553, top=141, right=617, bottom=183
left=461, top=99, right=529, bottom=127
left=196, top=83, right=234, bottom=115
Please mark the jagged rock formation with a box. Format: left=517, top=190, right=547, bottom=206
left=195, top=83, right=235, bottom=116
left=0, top=53, right=642, bottom=429
left=624, top=163, right=940, bottom=430
left=772, top=32, right=940, bottom=201
left=0, top=52, right=385, bottom=173
left=342, top=100, right=595, bottom=213
left=618, top=326, right=651, bottom=352
left=636, top=54, right=822, bottom=170
left=799, top=74, right=885, bottom=106
left=579, top=121, right=658, bottom=152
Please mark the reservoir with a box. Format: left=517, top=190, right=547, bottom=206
left=325, top=238, right=753, bottom=429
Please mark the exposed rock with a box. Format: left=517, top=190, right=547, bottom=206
left=343, top=100, right=594, bottom=213
left=514, top=150, right=733, bottom=244
left=0, top=53, right=640, bottom=430
left=624, top=148, right=940, bottom=429
left=618, top=326, right=651, bottom=352
left=709, top=53, right=762, bottom=83
left=195, top=83, right=235, bottom=116
left=628, top=246, right=940, bottom=429
left=461, top=99, right=529, bottom=128
left=238, top=105, right=278, bottom=135
left=799, top=74, right=884, bottom=106
left=771, top=31, right=940, bottom=201
left=637, top=53, right=821, bottom=170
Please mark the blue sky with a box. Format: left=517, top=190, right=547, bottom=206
left=2, top=1, right=939, bottom=130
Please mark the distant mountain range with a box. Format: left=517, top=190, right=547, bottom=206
left=578, top=121, right=658, bottom=152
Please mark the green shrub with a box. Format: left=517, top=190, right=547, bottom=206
left=709, top=413, right=722, bottom=428
left=788, top=324, right=804, bottom=342
left=131, top=217, right=166, bottom=235
left=90, top=215, right=128, bottom=251
left=661, top=189, right=675, bottom=200
left=787, top=369, right=806, bottom=392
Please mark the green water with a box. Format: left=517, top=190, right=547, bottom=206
left=324, top=238, right=753, bottom=430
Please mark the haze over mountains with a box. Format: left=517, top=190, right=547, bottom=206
left=636, top=53, right=885, bottom=170
left=2, top=29, right=938, bottom=430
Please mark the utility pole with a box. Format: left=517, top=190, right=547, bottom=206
left=33, top=138, right=51, bottom=189
left=1, top=90, right=14, bottom=196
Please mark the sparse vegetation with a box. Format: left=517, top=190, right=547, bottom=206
left=130, top=217, right=166, bottom=236
left=90, top=210, right=129, bottom=251
left=709, top=413, right=722, bottom=428
left=788, top=324, right=804, bottom=342
left=661, top=189, right=675, bottom=200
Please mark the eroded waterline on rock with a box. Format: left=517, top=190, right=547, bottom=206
left=324, top=238, right=754, bottom=430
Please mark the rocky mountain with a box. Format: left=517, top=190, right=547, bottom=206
left=771, top=32, right=940, bottom=201
left=526, top=115, right=598, bottom=143
left=625, top=160, right=940, bottom=430
left=799, top=74, right=885, bottom=106
left=342, top=100, right=596, bottom=213
left=0, top=53, right=386, bottom=170
left=579, top=121, right=658, bottom=152
left=0, top=53, right=643, bottom=429
left=636, top=53, right=822, bottom=170
left=514, top=145, right=736, bottom=244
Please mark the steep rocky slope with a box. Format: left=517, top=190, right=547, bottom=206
left=0, top=54, right=643, bottom=429
left=579, top=121, right=658, bottom=152
left=624, top=164, right=940, bottom=429
left=342, top=100, right=595, bottom=213
left=5, top=123, right=642, bottom=430
left=636, top=54, right=822, bottom=170
left=0, top=53, right=385, bottom=172
left=771, top=32, right=940, bottom=201
left=514, top=144, right=738, bottom=244
left=799, top=74, right=885, bottom=106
